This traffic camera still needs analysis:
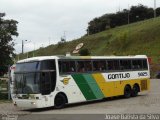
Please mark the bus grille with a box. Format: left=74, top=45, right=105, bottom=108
left=141, top=80, right=148, bottom=90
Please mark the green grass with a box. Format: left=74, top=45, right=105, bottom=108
left=17, top=17, right=160, bottom=64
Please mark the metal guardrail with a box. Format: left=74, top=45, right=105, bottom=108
left=0, top=77, right=9, bottom=81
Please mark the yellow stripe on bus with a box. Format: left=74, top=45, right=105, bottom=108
left=92, top=73, right=115, bottom=97
left=92, top=73, right=150, bottom=97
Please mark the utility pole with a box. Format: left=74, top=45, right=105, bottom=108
left=48, top=37, right=51, bottom=46
left=87, top=28, right=90, bottom=36
left=154, top=0, right=157, bottom=18
left=33, top=42, right=35, bottom=57
left=22, top=40, right=24, bottom=54
left=22, top=40, right=27, bottom=54
left=128, top=4, right=130, bottom=24
left=118, top=0, right=120, bottom=12
left=64, top=31, right=66, bottom=41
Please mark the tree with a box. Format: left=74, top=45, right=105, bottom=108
left=86, top=4, right=159, bottom=35
left=156, top=8, right=160, bottom=16
left=88, top=15, right=110, bottom=35
left=79, top=48, right=90, bottom=56
left=0, top=13, right=18, bottom=66
left=129, top=4, right=152, bottom=22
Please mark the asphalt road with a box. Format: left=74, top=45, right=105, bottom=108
left=0, top=79, right=160, bottom=120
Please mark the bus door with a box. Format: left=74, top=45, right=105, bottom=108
left=40, top=60, right=56, bottom=107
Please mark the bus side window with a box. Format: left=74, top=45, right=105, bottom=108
left=120, top=60, right=131, bottom=70
left=93, top=61, right=98, bottom=71
left=107, top=61, right=114, bottom=70
left=69, top=61, right=76, bottom=72
left=77, top=61, right=85, bottom=72
left=59, top=61, right=76, bottom=74
left=132, top=60, right=143, bottom=70
left=107, top=60, right=120, bottom=71
left=62, top=62, right=70, bottom=73
left=99, top=61, right=106, bottom=71
left=142, top=59, right=148, bottom=70
left=114, top=60, right=120, bottom=70
left=93, top=60, right=106, bottom=72
left=77, top=60, right=93, bottom=72
left=84, top=61, right=92, bottom=72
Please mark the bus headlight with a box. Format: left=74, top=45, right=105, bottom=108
left=13, top=101, right=17, bottom=106
left=31, top=102, right=36, bottom=105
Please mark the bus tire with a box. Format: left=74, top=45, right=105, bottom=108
left=124, top=85, right=131, bottom=98
left=54, top=93, right=67, bottom=109
left=131, top=84, right=139, bottom=97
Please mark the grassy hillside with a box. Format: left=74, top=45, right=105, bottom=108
left=18, top=17, right=160, bottom=64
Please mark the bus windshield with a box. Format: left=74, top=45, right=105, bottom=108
left=15, top=62, right=41, bottom=94
left=15, top=61, right=40, bottom=72
left=14, top=60, right=56, bottom=95
left=15, top=73, right=40, bottom=94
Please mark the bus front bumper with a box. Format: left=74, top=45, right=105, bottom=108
left=14, top=99, right=45, bottom=109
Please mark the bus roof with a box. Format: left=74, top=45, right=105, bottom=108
left=58, top=55, right=147, bottom=60
left=17, top=55, right=148, bottom=63
left=17, top=56, right=58, bottom=63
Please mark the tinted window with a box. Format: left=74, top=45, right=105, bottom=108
left=15, top=73, right=40, bottom=94
left=58, top=58, right=148, bottom=74
left=120, top=60, right=132, bottom=70
left=16, top=62, right=40, bottom=72
left=142, top=59, right=148, bottom=69
left=77, top=61, right=85, bottom=72
left=132, top=60, right=143, bottom=70
left=84, top=61, right=92, bottom=72
left=59, top=60, right=76, bottom=73
left=77, top=60, right=93, bottom=72
left=107, top=60, right=120, bottom=70
left=41, top=72, right=51, bottom=95
left=40, top=59, right=56, bottom=95
left=93, top=60, right=106, bottom=71
left=41, top=60, right=55, bottom=70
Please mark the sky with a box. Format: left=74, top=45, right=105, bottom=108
left=0, top=0, right=160, bottom=54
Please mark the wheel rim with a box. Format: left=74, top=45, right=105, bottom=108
left=55, top=95, right=65, bottom=108
left=125, top=86, right=131, bottom=97
left=133, top=86, right=138, bottom=95
left=55, top=97, right=63, bottom=107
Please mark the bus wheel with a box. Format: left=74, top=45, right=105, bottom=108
left=131, top=84, right=139, bottom=97
left=124, top=85, right=131, bottom=98
left=54, top=93, right=67, bottom=109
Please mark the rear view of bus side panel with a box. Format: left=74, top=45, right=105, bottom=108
left=140, top=78, right=150, bottom=92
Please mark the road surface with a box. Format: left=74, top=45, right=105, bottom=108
left=0, top=79, right=160, bottom=120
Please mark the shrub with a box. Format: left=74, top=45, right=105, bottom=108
left=79, top=48, right=90, bottom=56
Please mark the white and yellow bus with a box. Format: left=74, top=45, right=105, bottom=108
left=12, top=55, right=150, bottom=109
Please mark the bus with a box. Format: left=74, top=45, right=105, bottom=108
left=12, top=55, right=150, bottom=109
